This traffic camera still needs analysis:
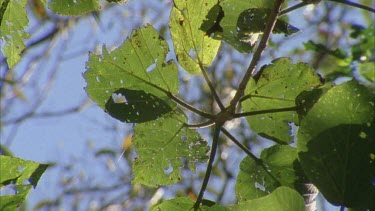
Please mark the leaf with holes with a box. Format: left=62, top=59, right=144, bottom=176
left=0, top=0, right=29, bottom=68
left=84, top=25, right=178, bottom=123
left=200, top=0, right=298, bottom=53
left=49, top=0, right=101, bottom=15
left=297, top=80, right=375, bottom=208
left=169, top=0, right=221, bottom=74
left=132, top=110, right=209, bottom=187
left=236, top=145, right=311, bottom=202
left=0, top=155, right=50, bottom=210
left=241, top=58, right=321, bottom=144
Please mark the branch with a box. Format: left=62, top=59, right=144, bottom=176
left=328, top=0, right=375, bottom=13
left=184, top=120, right=215, bottom=129
left=233, top=106, right=298, bottom=118
left=279, top=2, right=309, bottom=16
left=199, top=63, right=225, bottom=111
left=228, top=0, right=284, bottom=113
left=194, top=123, right=223, bottom=210
left=167, top=92, right=215, bottom=119
left=220, top=127, right=281, bottom=186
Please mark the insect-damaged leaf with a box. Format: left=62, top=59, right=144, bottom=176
left=105, top=88, right=173, bottom=123
left=84, top=25, right=178, bottom=122
left=169, top=0, right=221, bottom=74
left=201, top=0, right=299, bottom=53
left=49, top=0, right=101, bottom=15
left=241, top=58, right=321, bottom=144
left=132, top=110, right=209, bottom=187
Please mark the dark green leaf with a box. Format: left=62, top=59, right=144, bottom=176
left=304, top=41, right=348, bottom=60
left=169, top=0, right=221, bottom=74
left=242, top=58, right=321, bottom=143
left=105, top=88, right=173, bottom=123
left=297, top=80, right=375, bottom=208
left=132, top=110, right=209, bottom=187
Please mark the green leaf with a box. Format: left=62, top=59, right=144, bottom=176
left=242, top=58, right=321, bottom=144
left=151, top=197, right=228, bottom=211
left=49, top=0, right=101, bottom=15
left=84, top=25, right=179, bottom=122
left=169, top=0, right=221, bottom=74
left=229, top=187, right=305, bottom=211
left=104, top=88, right=173, bottom=123
left=201, top=0, right=298, bottom=53
left=304, top=40, right=348, bottom=60
left=0, top=0, right=29, bottom=68
left=297, top=80, right=375, bottom=208
left=132, top=110, right=209, bottom=187
left=358, top=62, right=375, bottom=82
left=236, top=145, right=310, bottom=202
left=0, top=155, right=49, bottom=210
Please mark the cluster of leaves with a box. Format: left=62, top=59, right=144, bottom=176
left=1, top=0, right=374, bottom=210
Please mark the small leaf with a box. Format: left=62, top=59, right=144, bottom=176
left=0, top=155, right=50, bottom=209
left=229, top=187, right=305, bottom=211
left=0, top=0, right=29, bottom=68
left=84, top=25, right=179, bottom=121
left=169, top=0, right=221, bottom=74
left=242, top=58, right=321, bottom=143
left=151, top=197, right=228, bottom=211
left=297, top=80, right=375, bottom=208
left=105, top=88, right=173, bottom=123
left=132, top=110, right=209, bottom=187
left=49, top=0, right=101, bottom=15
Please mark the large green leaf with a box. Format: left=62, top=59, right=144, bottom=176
left=0, top=0, right=29, bottom=68
left=236, top=145, right=311, bottom=202
left=132, top=110, right=209, bottom=187
left=84, top=25, right=178, bottom=123
left=49, top=0, right=100, bottom=15
left=169, top=0, right=221, bottom=74
left=0, top=155, right=49, bottom=210
left=297, top=80, right=375, bottom=208
left=200, top=0, right=298, bottom=53
left=242, top=58, right=321, bottom=143
left=229, top=187, right=305, bottom=211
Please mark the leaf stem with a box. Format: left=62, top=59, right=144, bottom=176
left=233, top=106, right=298, bottom=118
left=328, top=0, right=375, bottom=13
left=167, top=93, right=215, bottom=119
left=220, top=127, right=281, bottom=186
left=194, top=124, right=222, bottom=210
left=279, top=2, right=309, bottom=16
left=228, top=0, right=284, bottom=113
left=184, top=120, right=215, bottom=129
left=199, top=63, right=225, bottom=111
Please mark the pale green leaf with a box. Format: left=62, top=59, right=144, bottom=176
left=242, top=58, right=321, bottom=143
left=0, top=0, right=29, bottom=68
left=49, top=0, right=100, bottom=15
left=229, top=187, right=305, bottom=211
left=297, top=80, right=375, bottom=208
left=169, top=0, right=221, bottom=74
left=84, top=25, right=179, bottom=123
left=151, top=197, right=228, bottom=211
left=0, top=155, right=49, bottom=210
left=132, top=110, right=209, bottom=187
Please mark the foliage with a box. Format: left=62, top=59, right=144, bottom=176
left=1, top=0, right=374, bottom=210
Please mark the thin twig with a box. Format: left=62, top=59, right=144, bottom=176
left=328, top=0, right=375, bottom=13
left=167, top=93, right=215, bottom=119
left=220, top=127, right=281, bottom=186
left=194, top=123, right=223, bottom=210
left=233, top=106, right=298, bottom=118
left=228, top=0, right=285, bottom=113
left=199, top=63, right=225, bottom=111
left=279, top=2, right=309, bottom=16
